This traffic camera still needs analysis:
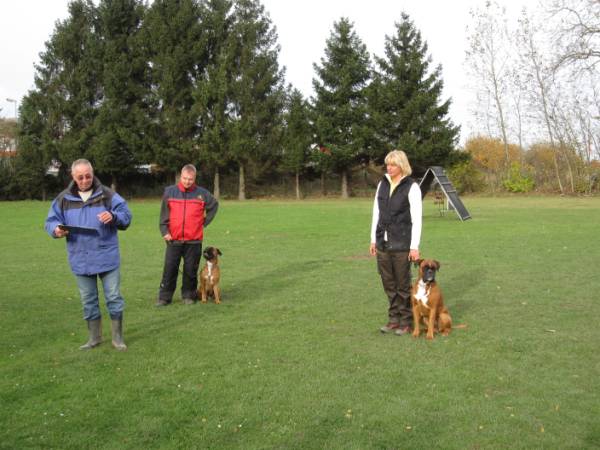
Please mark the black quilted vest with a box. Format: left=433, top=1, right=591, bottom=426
left=375, top=176, right=415, bottom=251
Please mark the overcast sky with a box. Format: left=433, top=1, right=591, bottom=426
left=0, top=0, right=530, bottom=143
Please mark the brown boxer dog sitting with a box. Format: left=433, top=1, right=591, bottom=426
left=199, top=247, right=222, bottom=304
left=411, top=259, right=452, bottom=340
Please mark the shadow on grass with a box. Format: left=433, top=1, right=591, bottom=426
left=224, top=258, right=334, bottom=301
left=118, top=258, right=334, bottom=346
left=434, top=265, right=486, bottom=323
left=124, top=305, right=207, bottom=345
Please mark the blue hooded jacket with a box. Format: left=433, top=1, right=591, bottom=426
left=45, top=177, right=132, bottom=276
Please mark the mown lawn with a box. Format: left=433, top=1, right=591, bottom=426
left=1, top=196, right=599, bottom=449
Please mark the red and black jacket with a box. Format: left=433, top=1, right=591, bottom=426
left=159, top=182, right=218, bottom=242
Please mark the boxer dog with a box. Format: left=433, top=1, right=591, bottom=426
left=199, top=247, right=222, bottom=304
left=411, top=259, right=452, bottom=340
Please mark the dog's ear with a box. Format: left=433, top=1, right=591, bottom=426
left=434, top=260, right=441, bottom=270
left=413, top=258, right=423, bottom=268
left=217, top=248, right=222, bottom=256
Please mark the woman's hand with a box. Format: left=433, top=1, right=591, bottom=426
left=409, top=249, right=420, bottom=261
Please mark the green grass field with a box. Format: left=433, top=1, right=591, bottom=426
left=1, top=196, right=599, bottom=449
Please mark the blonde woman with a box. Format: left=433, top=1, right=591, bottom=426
left=369, top=150, right=422, bottom=335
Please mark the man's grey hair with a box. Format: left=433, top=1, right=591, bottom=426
left=71, top=158, right=94, bottom=173
left=181, top=164, right=197, bottom=174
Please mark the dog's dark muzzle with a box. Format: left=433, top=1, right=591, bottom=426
left=422, top=267, right=436, bottom=283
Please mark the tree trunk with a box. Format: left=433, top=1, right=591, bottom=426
left=563, top=149, right=575, bottom=193
left=492, top=70, right=510, bottom=168
left=514, top=96, right=523, bottom=153
left=213, top=167, right=220, bottom=199
left=528, top=33, right=564, bottom=195
left=551, top=152, right=564, bottom=194
left=320, top=172, right=326, bottom=196
left=111, top=174, right=117, bottom=192
left=238, top=164, right=246, bottom=200
left=295, top=170, right=301, bottom=200
left=341, top=170, right=349, bottom=199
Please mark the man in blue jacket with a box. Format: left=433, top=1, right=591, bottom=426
left=45, top=159, right=132, bottom=351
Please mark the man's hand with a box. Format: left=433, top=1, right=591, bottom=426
left=369, top=243, right=377, bottom=256
left=163, top=233, right=173, bottom=242
left=54, top=225, right=69, bottom=238
left=97, top=211, right=113, bottom=224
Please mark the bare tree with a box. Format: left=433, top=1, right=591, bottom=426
left=549, top=0, right=600, bottom=72
left=511, top=69, right=526, bottom=151
left=0, top=118, right=17, bottom=153
left=516, top=10, right=568, bottom=193
left=464, top=0, right=600, bottom=193
left=466, top=1, right=516, bottom=166
left=544, top=0, right=600, bottom=192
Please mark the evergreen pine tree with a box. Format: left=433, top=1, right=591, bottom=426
left=13, top=92, right=57, bottom=199
left=19, top=0, right=99, bottom=187
left=89, top=0, right=151, bottom=189
left=193, top=0, right=235, bottom=198
left=281, top=88, right=312, bottom=199
left=312, top=18, right=372, bottom=198
left=370, top=13, right=461, bottom=175
left=227, top=0, right=285, bottom=200
left=144, top=0, right=206, bottom=181
left=53, top=0, right=102, bottom=168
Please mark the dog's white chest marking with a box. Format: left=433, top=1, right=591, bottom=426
left=206, top=262, right=214, bottom=283
left=415, top=280, right=430, bottom=306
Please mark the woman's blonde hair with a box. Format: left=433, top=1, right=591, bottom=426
left=384, top=150, right=412, bottom=177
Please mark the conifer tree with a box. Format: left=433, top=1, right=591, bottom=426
left=370, top=13, right=461, bottom=174
left=12, top=92, right=57, bottom=199
left=312, top=18, right=371, bottom=198
left=88, top=0, right=151, bottom=189
left=281, top=88, right=312, bottom=199
left=227, top=0, right=285, bottom=200
left=19, top=0, right=99, bottom=185
left=144, top=0, right=206, bottom=181
left=194, top=0, right=235, bottom=198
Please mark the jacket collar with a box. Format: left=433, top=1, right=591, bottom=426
left=178, top=181, right=197, bottom=192
left=384, top=174, right=408, bottom=185
left=67, top=176, right=102, bottom=198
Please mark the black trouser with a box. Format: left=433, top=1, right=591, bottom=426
left=376, top=247, right=413, bottom=327
left=158, top=242, right=202, bottom=302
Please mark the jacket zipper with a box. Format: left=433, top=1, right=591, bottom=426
left=181, top=190, right=187, bottom=240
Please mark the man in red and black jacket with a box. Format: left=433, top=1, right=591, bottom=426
left=157, top=164, right=219, bottom=306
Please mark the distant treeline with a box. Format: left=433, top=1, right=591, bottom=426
left=1, top=0, right=463, bottom=200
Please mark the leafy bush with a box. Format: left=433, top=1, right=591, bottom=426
left=502, top=162, right=535, bottom=193
left=447, top=160, right=485, bottom=194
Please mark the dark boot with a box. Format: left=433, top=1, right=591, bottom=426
left=111, top=318, right=127, bottom=351
left=80, top=318, right=102, bottom=350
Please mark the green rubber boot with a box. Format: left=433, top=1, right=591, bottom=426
left=111, top=318, right=127, bottom=351
left=80, top=318, right=102, bottom=350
